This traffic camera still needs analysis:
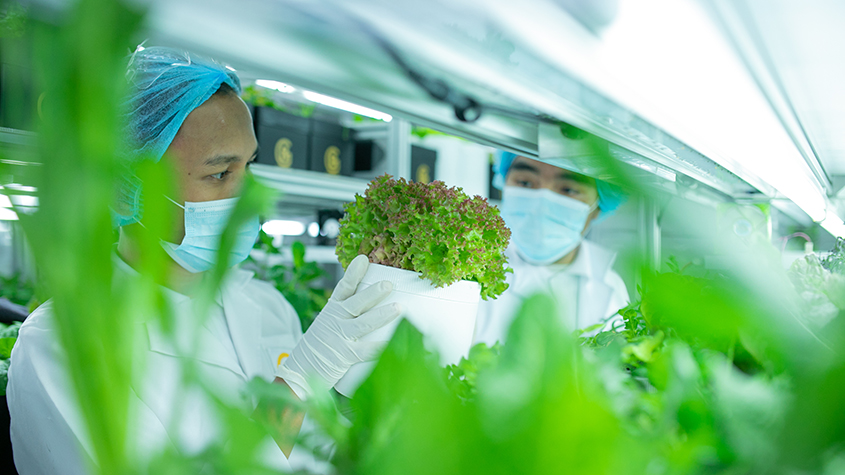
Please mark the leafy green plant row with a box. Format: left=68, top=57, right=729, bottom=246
left=264, top=250, right=845, bottom=475
left=248, top=232, right=330, bottom=331
left=0, top=321, right=21, bottom=396
left=0, top=272, right=38, bottom=310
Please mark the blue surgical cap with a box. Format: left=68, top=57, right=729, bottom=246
left=113, top=46, right=242, bottom=226
left=493, top=151, right=627, bottom=216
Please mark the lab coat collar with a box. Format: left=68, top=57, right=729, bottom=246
left=111, top=252, right=190, bottom=306
left=568, top=241, right=616, bottom=280
left=112, top=252, right=256, bottom=377
left=507, top=240, right=616, bottom=280
left=111, top=251, right=255, bottom=300
left=143, top=307, right=246, bottom=376
left=215, top=267, right=254, bottom=305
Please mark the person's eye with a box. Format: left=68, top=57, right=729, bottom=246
left=210, top=170, right=230, bottom=181
left=516, top=180, right=535, bottom=188
left=560, top=187, right=581, bottom=196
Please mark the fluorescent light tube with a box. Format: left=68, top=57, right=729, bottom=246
left=3, top=184, right=37, bottom=192
left=302, top=91, right=392, bottom=122
left=255, top=79, right=295, bottom=94
left=262, top=219, right=306, bottom=236
left=486, top=0, right=827, bottom=223
left=821, top=214, right=845, bottom=238
left=307, top=222, right=320, bottom=238
left=9, top=195, right=38, bottom=208
left=0, top=208, right=18, bottom=221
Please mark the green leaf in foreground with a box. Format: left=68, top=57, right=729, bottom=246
left=0, top=337, right=15, bottom=359
left=0, top=359, right=9, bottom=397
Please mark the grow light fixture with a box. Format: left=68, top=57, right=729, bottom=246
left=307, top=222, right=320, bottom=238
left=262, top=219, right=306, bottom=236
left=4, top=184, right=37, bottom=193
left=0, top=186, right=38, bottom=215
left=486, top=0, right=828, bottom=224
left=301, top=91, right=392, bottom=122
left=255, top=79, right=295, bottom=94
left=821, top=214, right=845, bottom=239
left=0, top=208, right=18, bottom=221
left=9, top=195, right=37, bottom=208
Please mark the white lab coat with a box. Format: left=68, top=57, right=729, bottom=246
left=7, top=254, right=306, bottom=474
left=474, top=240, right=629, bottom=345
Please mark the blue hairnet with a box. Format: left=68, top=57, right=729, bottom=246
left=492, top=151, right=518, bottom=190
left=595, top=180, right=626, bottom=214
left=493, top=151, right=627, bottom=216
left=113, top=46, right=241, bottom=226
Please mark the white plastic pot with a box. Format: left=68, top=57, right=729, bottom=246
left=334, top=263, right=481, bottom=397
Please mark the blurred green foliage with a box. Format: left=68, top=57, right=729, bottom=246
left=789, top=251, right=845, bottom=332
left=241, top=84, right=316, bottom=118
left=8, top=0, right=279, bottom=473
left=0, top=320, right=21, bottom=395
left=410, top=126, right=464, bottom=140
left=0, top=272, right=35, bottom=307
left=242, top=84, right=282, bottom=110
left=0, top=3, right=24, bottom=38
left=821, top=237, right=845, bottom=275
left=17, top=0, right=147, bottom=472
left=249, top=232, right=330, bottom=331
left=444, top=342, right=500, bottom=403
left=304, top=297, right=637, bottom=475
left=8, top=0, right=845, bottom=474
left=284, top=254, right=845, bottom=475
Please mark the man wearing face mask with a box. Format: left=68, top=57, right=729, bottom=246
left=8, top=47, right=400, bottom=474
left=473, top=152, right=629, bottom=345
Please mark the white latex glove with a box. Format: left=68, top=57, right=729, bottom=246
left=275, top=255, right=401, bottom=399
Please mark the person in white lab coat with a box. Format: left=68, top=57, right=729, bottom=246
left=7, top=47, right=400, bottom=474
left=474, top=152, right=629, bottom=345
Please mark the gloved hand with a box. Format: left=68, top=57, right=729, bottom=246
left=275, top=255, right=401, bottom=399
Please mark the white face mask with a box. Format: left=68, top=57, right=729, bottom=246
left=500, top=186, right=597, bottom=266
left=160, top=196, right=260, bottom=273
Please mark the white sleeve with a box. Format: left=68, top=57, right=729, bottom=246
left=7, top=303, right=94, bottom=475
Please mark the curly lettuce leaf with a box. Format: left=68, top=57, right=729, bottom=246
left=336, top=175, right=512, bottom=299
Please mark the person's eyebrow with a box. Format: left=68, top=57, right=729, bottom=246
left=558, top=170, right=596, bottom=186
left=204, top=146, right=259, bottom=167
left=510, top=161, right=540, bottom=174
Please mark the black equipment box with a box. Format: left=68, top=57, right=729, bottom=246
left=253, top=106, right=311, bottom=170
left=411, top=145, right=437, bottom=183
left=309, top=120, right=354, bottom=176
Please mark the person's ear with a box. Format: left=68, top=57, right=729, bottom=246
left=580, top=207, right=598, bottom=235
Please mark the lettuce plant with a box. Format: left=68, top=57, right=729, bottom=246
left=336, top=174, right=511, bottom=299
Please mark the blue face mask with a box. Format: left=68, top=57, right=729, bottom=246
left=500, top=186, right=597, bottom=266
left=160, top=196, right=260, bottom=273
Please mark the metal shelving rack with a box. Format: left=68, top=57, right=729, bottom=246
left=0, top=127, right=35, bottom=149
left=250, top=165, right=369, bottom=205
left=14, top=0, right=841, bottom=269
left=143, top=3, right=753, bottom=193
left=135, top=0, right=800, bottom=272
